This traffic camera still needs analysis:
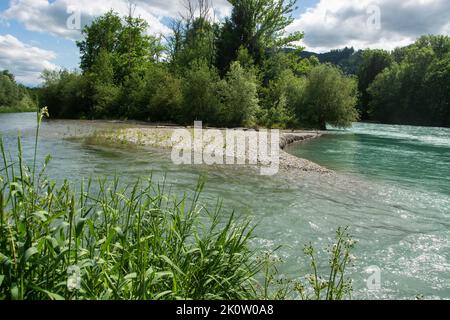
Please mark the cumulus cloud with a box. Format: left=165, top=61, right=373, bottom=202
left=288, top=0, right=450, bottom=52
left=0, top=1, right=231, bottom=85
left=1, top=0, right=232, bottom=40
left=0, top=34, right=59, bottom=85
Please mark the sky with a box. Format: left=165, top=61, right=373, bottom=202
left=0, top=0, right=449, bottom=86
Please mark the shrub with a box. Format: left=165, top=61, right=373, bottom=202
left=296, top=64, right=359, bottom=129
left=180, top=60, right=223, bottom=125
left=219, top=62, right=260, bottom=127
left=40, top=70, right=90, bottom=118
left=258, top=70, right=300, bottom=129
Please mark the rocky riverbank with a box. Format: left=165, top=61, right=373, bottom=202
left=80, top=123, right=331, bottom=174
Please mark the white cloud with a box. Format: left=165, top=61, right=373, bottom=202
left=1, top=0, right=232, bottom=40
left=0, top=34, right=59, bottom=85
left=288, top=0, right=450, bottom=52
left=0, top=1, right=232, bottom=85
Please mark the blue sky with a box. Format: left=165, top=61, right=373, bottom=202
left=0, top=0, right=318, bottom=72
left=1, top=0, right=449, bottom=85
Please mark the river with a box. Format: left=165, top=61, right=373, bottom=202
left=1, top=113, right=449, bottom=299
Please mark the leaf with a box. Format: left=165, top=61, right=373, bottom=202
left=43, top=290, right=65, bottom=300
left=0, top=275, right=4, bottom=287
left=45, top=236, right=59, bottom=250
left=124, top=273, right=137, bottom=280
left=30, top=211, right=48, bottom=222
left=159, top=255, right=185, bottom=276
left=75, top=218, right=87, bottom=238
left=24, top=247, right=38, bottom=262
left=113, top=226, right=124, bottom=238
left=0, top=252, right=12, bottom=266
left=32, top=285, right=65, bottom=300
left=152, top=271, right=173, bottom=285
left=11, top=284, right=19, bottom=300
left=154, top=290, right=173, bottom=300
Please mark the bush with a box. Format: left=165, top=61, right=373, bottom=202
left=40, top=70, right=90, bottom=118
left=296, top=64, right=359, bottom=129
left=180, top=60, right=223, bottom=125
left=139, top=65, right=183, bottom=122
left=0, top=71, right=36, bottom=113
left=258, top=70, right=301, bottom=129
left=219, top=62, right=260, bottom=127
left=91, top=82, right=121, bottom=118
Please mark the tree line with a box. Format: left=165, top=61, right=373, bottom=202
left=357, top=35, right=450, bottom=127
left=38, top=0, right=359, bottom=130
left=0, top=70, right=37, bottom=113
left=2, top=1, right=448, bottom=128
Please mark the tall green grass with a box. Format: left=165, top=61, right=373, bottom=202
left=0, top=108, right=355, bottom=300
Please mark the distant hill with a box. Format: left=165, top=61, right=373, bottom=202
left=298, top=47, right=364, bottom=75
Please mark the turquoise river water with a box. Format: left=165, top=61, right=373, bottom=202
left=1, top=113, right=449, bottom=299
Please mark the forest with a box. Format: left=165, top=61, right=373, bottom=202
left=0, top=70, right=37, bottom=113
left=358, top=36, right=450, bottom=127
left=37, top=0, right=359, bottom=130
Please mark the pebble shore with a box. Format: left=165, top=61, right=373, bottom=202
left=84, top=124, right=331, bottom=174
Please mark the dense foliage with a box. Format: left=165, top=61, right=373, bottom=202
left=300, top=47, right=364, bottom=75
left=298, top=36, right=450, bottom=127
left=0, top=70, right=36, bottom=113
left=357, top=49, right=392, bottom=119
left=37, top=1, right=358, bottom=130
left=361, top=35, right=450, bottom=127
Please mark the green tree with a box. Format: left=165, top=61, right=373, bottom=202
left=181, top=60, right=222, bottom=124
left=77, top=11, right=123, bottom=74
left=171, top=17, right=217, bottom=70
left=262, top=51, right=316, bottom=86
left=216, top=0, right=303, bottom=73
left=368, top=36, right=450, bottom=126
left=357, top=49, right=393, bottom=119
left=259, top=69, right=299, bottom=128
left=1, top=70, right=15, bottom=82
left=367, top=63, right=403, bottom=123
left=40, top=70, right=89, bottom=118
left=77, top=10, right=163, bottom=84
left=424, top=53, right=450, bottom=127
left=219, top=61, right=260, bottom=127
left=0, top=70, right=36, bottom=112
left=168, top=1, right=217, bottom=72
left=297, top=64, right=359, bottom=130
left=85, top=50, right=121, bottom=117
left=123, top=64, right=183, bottom=121
left=0, top=73, right=19, bottom=107
left=117, top=14, right=164, bottom=80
